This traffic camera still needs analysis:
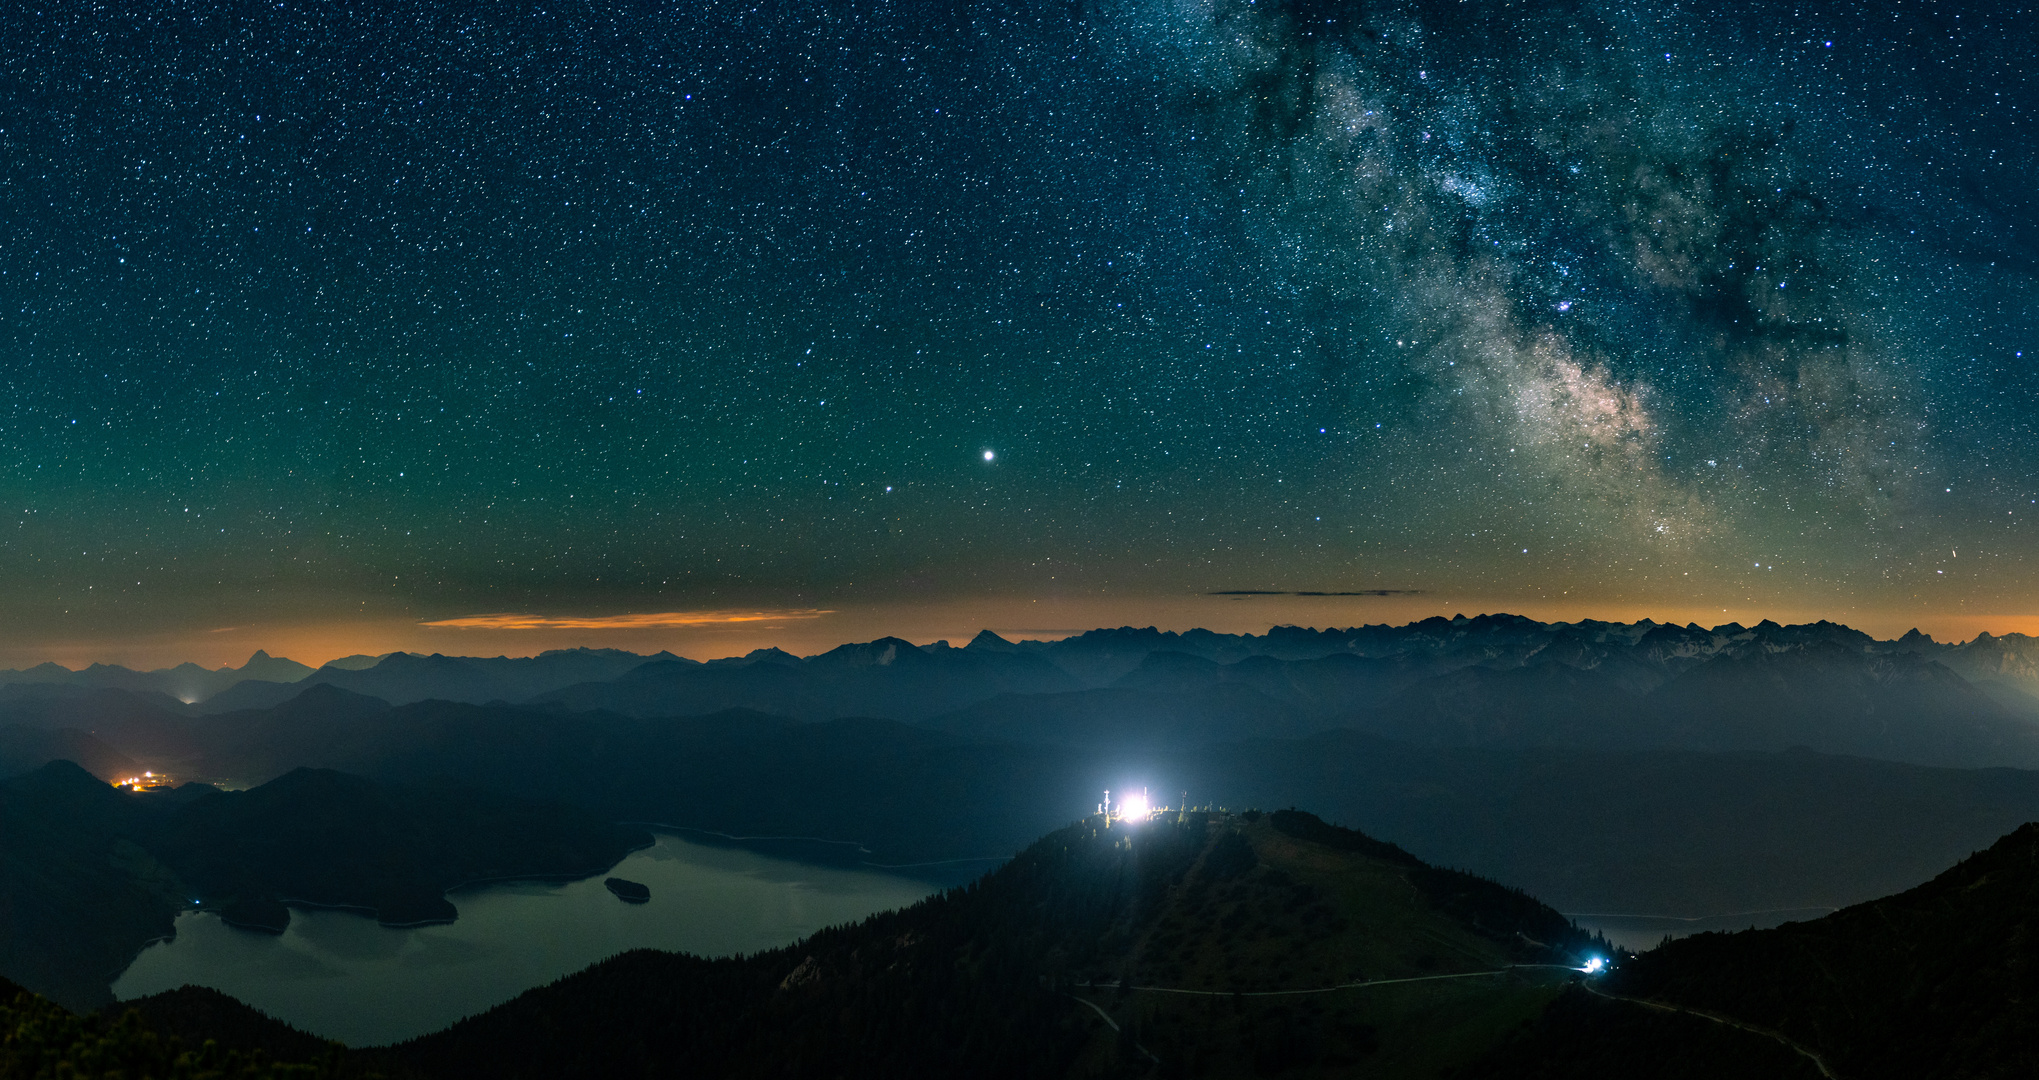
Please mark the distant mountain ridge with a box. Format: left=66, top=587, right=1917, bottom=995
left=538, top=616, right=2039, bottom=768
left=6, top=618, right=2035, bottom=742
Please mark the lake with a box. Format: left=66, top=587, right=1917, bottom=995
left=112, top=833, right=972, bottom=1046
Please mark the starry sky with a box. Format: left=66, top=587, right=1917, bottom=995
left=1, top=0, right=2034, bottom=664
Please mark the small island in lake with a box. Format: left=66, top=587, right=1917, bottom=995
left=603, top=877, right=650, bottom=904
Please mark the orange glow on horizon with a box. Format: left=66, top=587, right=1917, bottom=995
left=0, top=594, right=2034, bottom=671
left=418, top=609, right=835, bottom=631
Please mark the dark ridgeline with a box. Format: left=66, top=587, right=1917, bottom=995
left=1467, top=822, right=2039, bottom=1078
left=387, top=809, right=1594, bottom=1079
left=0, top=762, right=189, bottom=1012
left=151, top=768, right=652, bottom=929
left=0, top=972, right=377, bottom=1080
left=1602, top=823, right=2039, bottom=1078
left=381, top=812, right=2039, bottom=1078
left=0, top=760, right=647, bottom=1010
left=7, top=808, right=2039, bottom=1076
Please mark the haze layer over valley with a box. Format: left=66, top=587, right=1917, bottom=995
left=8, top=614, right=2039, bottom=1016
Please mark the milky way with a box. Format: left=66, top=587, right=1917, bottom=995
left=0, top=0, right=2032, bottom=647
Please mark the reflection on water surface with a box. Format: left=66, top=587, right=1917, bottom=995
left=114, top=834, right=948, bottom=1046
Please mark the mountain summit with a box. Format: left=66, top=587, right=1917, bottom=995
left=395, top=808, right=1594, bottom=1078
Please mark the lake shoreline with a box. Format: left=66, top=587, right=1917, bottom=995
left=112, top=833, right=944, bottom=1047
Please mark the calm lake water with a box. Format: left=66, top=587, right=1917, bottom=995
left=112, top=834, right=961, bottom=1047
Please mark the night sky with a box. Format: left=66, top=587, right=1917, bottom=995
left=2, top=0, right=2034, bottom=663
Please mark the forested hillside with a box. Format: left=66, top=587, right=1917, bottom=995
left=392, top=809, right=1594, bottom=1079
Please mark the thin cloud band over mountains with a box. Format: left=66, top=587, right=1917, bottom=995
left=1207, top=589, right=1425, bottom=596
left=418, top=609, right=835, bottom=630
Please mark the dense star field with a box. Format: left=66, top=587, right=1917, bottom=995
left=0, top=0, right=2033, bottom=657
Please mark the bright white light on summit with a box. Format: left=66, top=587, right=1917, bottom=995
left=1119, top=792, right=1151, bottom=821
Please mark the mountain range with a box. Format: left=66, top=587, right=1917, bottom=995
left=8, top=614, right=2039, bottom=1052
left=6, top=616, right=2039, bottom=768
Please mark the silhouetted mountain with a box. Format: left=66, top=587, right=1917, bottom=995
left=20, top=617, right=2038, bottom=767
left=173, top=697, right=1097, bottom=867
left=300, top=648, right=687, bottom=707
left=1026, top=625, right=1267, bottom=683
left=0, top=761, right=182, bottom=1010
left=385, top=813, right=2039, bottom=1078
left=704, top=647, right=797, bottom=667
left=0, top=974, right=364, bottom=1079
left=35, top=679, right=2039, bottom=923
left=108, top=985, right=353, bottom=1070
left=1111, top=648, right=1225, bottom=689
left=0, top=650, right=317, bottom=706
left=189, top=684, right=399, bottom=774
left=392, top=809, right=1593, bottom=1079
left=236, top=650, right=318, bottom=685
left=157, top=768, right=651, bottom=927
left=0, top=724, right=139, bottom=781
left=324, top=653, right=395, bottom=670
left=0, top=683, right=192, bottom=732
left=991, top=619, right=2039, bottom=766
left=964, top=629, right=1019, bottom=652
left=1475, top=821, right=2039, bottom=1078
left=302, top=653, right=512, bottom=707
left=534, top=638, right=1080, bottom=721
left=0, top=684, right=228, bottom=772
left=808, top=618, right=2039, bottom=765
left=1644, top=641, right=2039, bottom=764
left=193, top=677, right=309, bottom=714
left=9, top=615, right=2039, bottom=973
left=0, top=759, right=645, bottom=1009
left=1535, top=624, right=1680, bottom=692
left=22, top=810, right=2039, bottom=1076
